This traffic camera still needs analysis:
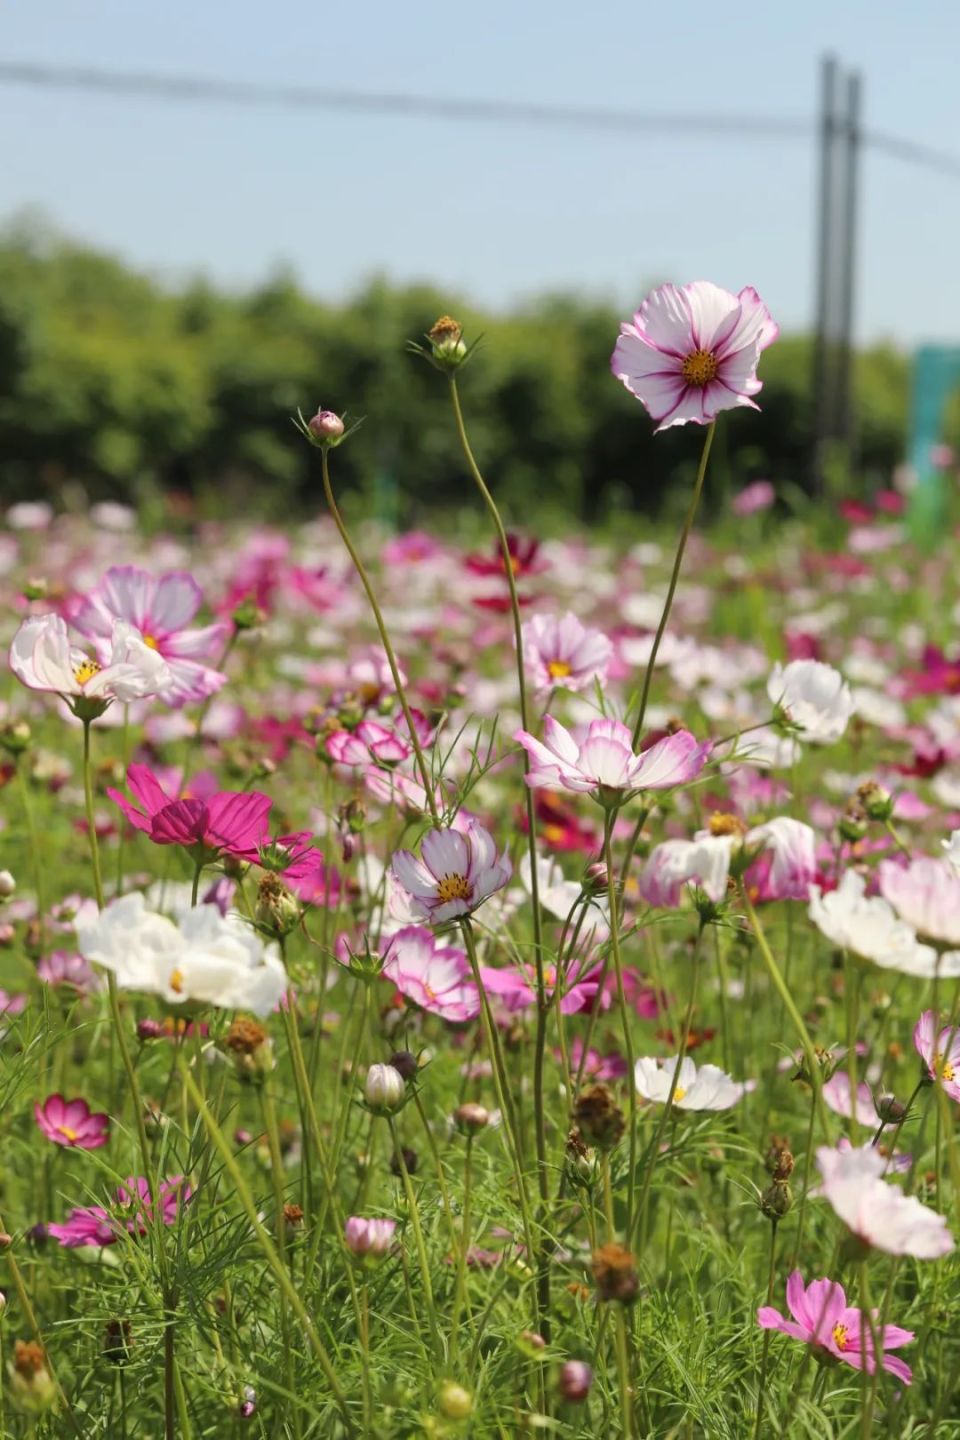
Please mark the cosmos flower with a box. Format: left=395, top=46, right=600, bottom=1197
left=767, top=660, right=854, bottom=745
left=325, top=719, right=412, bottom=767
left=815, top=1144, right=953, bottom=1258
left=381, top=926, right=480, bottom=1021
left=34, top=1095, right=110, bottom=1150
left=520, top=612, right=612, bottom=695
left=640, top=816, right=816, bottom=908
left=70, top=566, right=228, bottom=707
left=878, top=857, right=960, bottom=947
left=9, top=614, right=171, bottom=714
left=758, top=1270, right=913, bottom=1385
left=36, top=950, right=101, bottom=996
left=344, top=1216, right=396, bottom=1260
left=611, top=280, right=778, bottom=430
left=108, top=764, right=272, bottom=862
left=480, top=956, right=602, bottom=1016
left=913, top=1010, right=960, bottom=1103
left=821, top=1072, right=877, bottom=1129
left=731, top=480, right=775, bottom=516
left=77, top=893, right=288, bottom=1016
left=514, top=716, right=709, bottom=803
left=633, top=1055, right=749, bottom=1110
left=390, top=823, right=511, bottom=924
left=47, top=1176, right=191, bottom=1248
left=809, top=872, right=955, bottom=978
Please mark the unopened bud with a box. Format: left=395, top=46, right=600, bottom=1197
left=344, top=1215, right=396, bottom=1261
left=427, top=315, right=467, bottom=369
left=558, top=1360, right=592, bottom=1403
left=9, top=1340, right=56, bottom=1414
left=856, top=780, right=893, bottom=822
left=591, top=1242, right=639, bottom=1304
left=255, top=874, right=301, bottom=938
left=454, top=1102, right=490, bottom=1134
left=231, top=597, right=266, bottom=631
left=389, top=1050, right=420, bottom=1083
left=838, top=804, right=868, bottom=843
left=223, top=1017, right=275, bottom=1082
left=0, top=721, right=31, bottom=755
left=759, top=1179, right=793, bottom=1220
left=22, top=578, right=48, bottom=602
left=0, top=872, right=15, bottom=899
left=438, top=1381, right=473, bottom=1420
left=364, top=1063, right=406, bottom=1114
left=875, top=1093, right=907, bottom=1124
left=307, top=409, right=345, bottom=442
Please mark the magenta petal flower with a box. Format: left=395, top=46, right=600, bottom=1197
left=758, top=1270, right=914, bottom=1385
left=47, top=1206, right=116, bottom=1248
left=611, top=280, right=778, bottom=431
left=382, top=926, right=480, bottom=1021
left=108, top=764, right=272, bottom=860
left=914, top=1010, right=960, bottom=1102
left=35, top=1094, right=110, bottom=1149
left=514, top=716, right=710, bottom=803
left=344, top=1216, right=396, bottom=1259
left=390, top=822, right=511, bottom=924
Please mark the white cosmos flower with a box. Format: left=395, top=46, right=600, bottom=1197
left=519, top=853, right=609, bottom=940
left=808, top=871, right=960, bottom=978
left=943, top=830, right=960, bottom=875
left=634, top=1055, right=749, bottom=1111
left=77, top=893, right=287, bottom=1015
left=9, top=614, right=170, bottom=709
left=878, top=857, right=960, bottom=947
left=767, top=659, right=854, bottom=745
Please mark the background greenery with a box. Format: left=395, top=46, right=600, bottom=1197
left=0, top=220, right=911, bottom=526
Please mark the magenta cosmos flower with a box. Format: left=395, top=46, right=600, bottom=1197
left=71, top=566, right=229, bottom=707
left=390, top=822, right=511, bottom=924
left=758, top=1271, right=913, bottom=1385
left=914, top=1010, right=960, bottom=1103
left=34, top=1094, right=109, bottom=1149
left=108, top=763, right=271, bottom=862
left=47, top=1175, right=191, bottom=1248
left=611, top=281, right=778, bottom=431
left=521, top=612, right=612, bottom=695
left=381, top=925, right=480, bottom=1021
left=514, top=716, right=710, bottom=804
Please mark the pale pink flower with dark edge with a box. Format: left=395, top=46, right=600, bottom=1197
left=914, top=1010, right=960, bottom=1103
left=71, top=565, right=229, bottom=707
left=758, top=1270, right=914, bottom=1385
left=816, top=1144, right=954, bottom=1258
left=390, top=823, right=511, bottom=924
left=514, top=716, right=710, bottom=805
left=611, top=280, right=778, bottom=431
left=34, top=1095, right=110, bottom=1149
left=381, top=926, right=480, bottom=1021
left=521, top=612, right=612, bottom=695
left=9, top=614, right=170, bottom=711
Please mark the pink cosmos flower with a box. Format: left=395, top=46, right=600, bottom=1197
left=815, top=1144, right=953, bottom=1258
left=758, top=1270, right=913, bottom=1385
left=34, top=1095, right=110, bottom=1149
left=9, top=614, right=170, bottom=711
left=0, top=990, right=28, bottom=1017
left=390, top=822, right=511, bottom=924
left=344, top=1215, right=397, bottom=1259
left=731, top=479, right=775, bottom=516
left=521, top=612, right=612, bottom=695
left=326, top=719, right=412, bottom=767
left=108, top=763, right=271, bottom=861
left=878, top=857, right=960, bottom=947
left=913, top=1010, right=960, bottom=1102
left=514, top=716, right=710, bottom=803
left=480, top=957, right=601, bottom=1016
left=381, top=926, right=480, bottom=1021
left=822, top=1072, right=877, bottom=1128
left=48, top=1175, right=191, bottom=1248
left=36, top=949, right=101, bottom=996
left=71, top=566, right=229, bottom=707
left=611, top=280, right=778, bottom=431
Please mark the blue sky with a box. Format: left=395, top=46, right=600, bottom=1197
left=2, top=1, right=959, bottom=345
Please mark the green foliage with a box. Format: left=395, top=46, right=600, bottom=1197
left=0, top=222, right=911, bottom=521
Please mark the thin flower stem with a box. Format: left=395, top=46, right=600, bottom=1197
left=631, top=420, right=716, bottom=748
left=16, top=757, right=43, bottom=939
left=603, top=817, right=637, bottom=1235
left=844, top=952, right=862, bottom=1142
left=789, top=1086, right=819, bottom=1269
left=386, top=1117, right=440, bottom=1355
left=0, top=1212, right=83, bottom=1436
left=259, top=1085, right=302, bottom=1440
left=319, top=446, right=440, bottom=825
left=451, top=1133, right=474, bottom=1358
left=753, top=1219, right=779, bottom=1440
left=179, top=1060, right=357, bottom=1437
left=447, top=374, right=551, bottom=1331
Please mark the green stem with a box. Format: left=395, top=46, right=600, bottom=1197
left=387, top=1116, right=440, bottom=1354
left=603, top=817, right=637, bottom=1235
left=451, top=1134, right=474, bottom=1358
left=753, top=1220, right=779, bottom=1440
left=179, top=1061, right=356, bottom=1436
left=319, top=447, right=440, bottom=825
left=631, top=421, right=716, bottom=747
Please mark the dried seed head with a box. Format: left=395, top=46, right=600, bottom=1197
left=591, top=1242, right=639, bottom=1304
left=573, top=1084, right=625, bottom=1151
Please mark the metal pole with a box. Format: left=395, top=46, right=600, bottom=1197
left=811, top=55, right=839, bottom=491
left=835, top=70, right=862, bottom=472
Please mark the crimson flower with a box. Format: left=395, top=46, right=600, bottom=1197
left=108, top=763, right=271, bottom=861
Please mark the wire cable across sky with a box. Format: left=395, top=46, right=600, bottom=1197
left=3, top=60, right=960, bottom=178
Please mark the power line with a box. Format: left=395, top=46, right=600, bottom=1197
left=2, top=60, right=958, bottom=180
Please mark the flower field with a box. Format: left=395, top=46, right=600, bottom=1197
left=1, top=284, right=959, bottom=1437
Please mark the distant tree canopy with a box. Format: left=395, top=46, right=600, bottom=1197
left=0, top=221, right=910, bottom=526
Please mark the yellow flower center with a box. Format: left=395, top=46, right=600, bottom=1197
left=424, top=983, right=437, bottom=1001
left=169, top=968, right=185, bottom=995
left=547, top=658, right=573, bottom=680
left=73, top=659, right=102, bottom=687
left=58, top=1125, right=79, bottom=1142
left=673, top=1086, right=687, bottom=1103
left=142, top=634, right=159, bottom=650
left=436, top=873, right=472, bottom=904
left=935, top=1050, right=955, bottom=1082
left=681, top=349, right=719, bottom=386
left=832, top=1323, right=849, bottom=1350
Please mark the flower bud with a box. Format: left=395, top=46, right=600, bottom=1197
left=764, top=1135, right=794, bottom=1180
left=389, top=1049, right=420, bottom=1083
left=9, top=1340, right=56, bottom=1414
left=231, top=597, right=267, bottom=632
left=759, top=1179, right=793, bottom=1220
left=389, top=1146, right=418, bottom=1177
left=583, top=861, right=609, bottom=892
left=519, top=1329, right=546, bottom=1352
left=223, top=1017, right=275, bottom=1083
left=255, top=874, right=301, bottom=938
left=875, top=1092, right=907, bottom=1124
left=837, top=804, right=868, bottom=843
left=307, top=409, right=345, bottom=442
left=558, top=1360, right=592, bottom=1403
left=0, top=871, right=15, bottom=899
left=364, top=1063, right=406, bottom=1114
left=427, top=315, right=467, bottom=369
left=438, top=1381, right=473, bottom=1420
left=22, top=578, right=48, bottom=602
left=0, top=721, right=31, bottom=755
left=238, top=1385, right=256, bottom=1419
left=283, top=1203, right=304, bottom=1228
left=344, top=1215, right=396, bottom=1261
left=856, top=780, right=894, bottom=822
left=454, top=1102, right=490, bottom=1135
